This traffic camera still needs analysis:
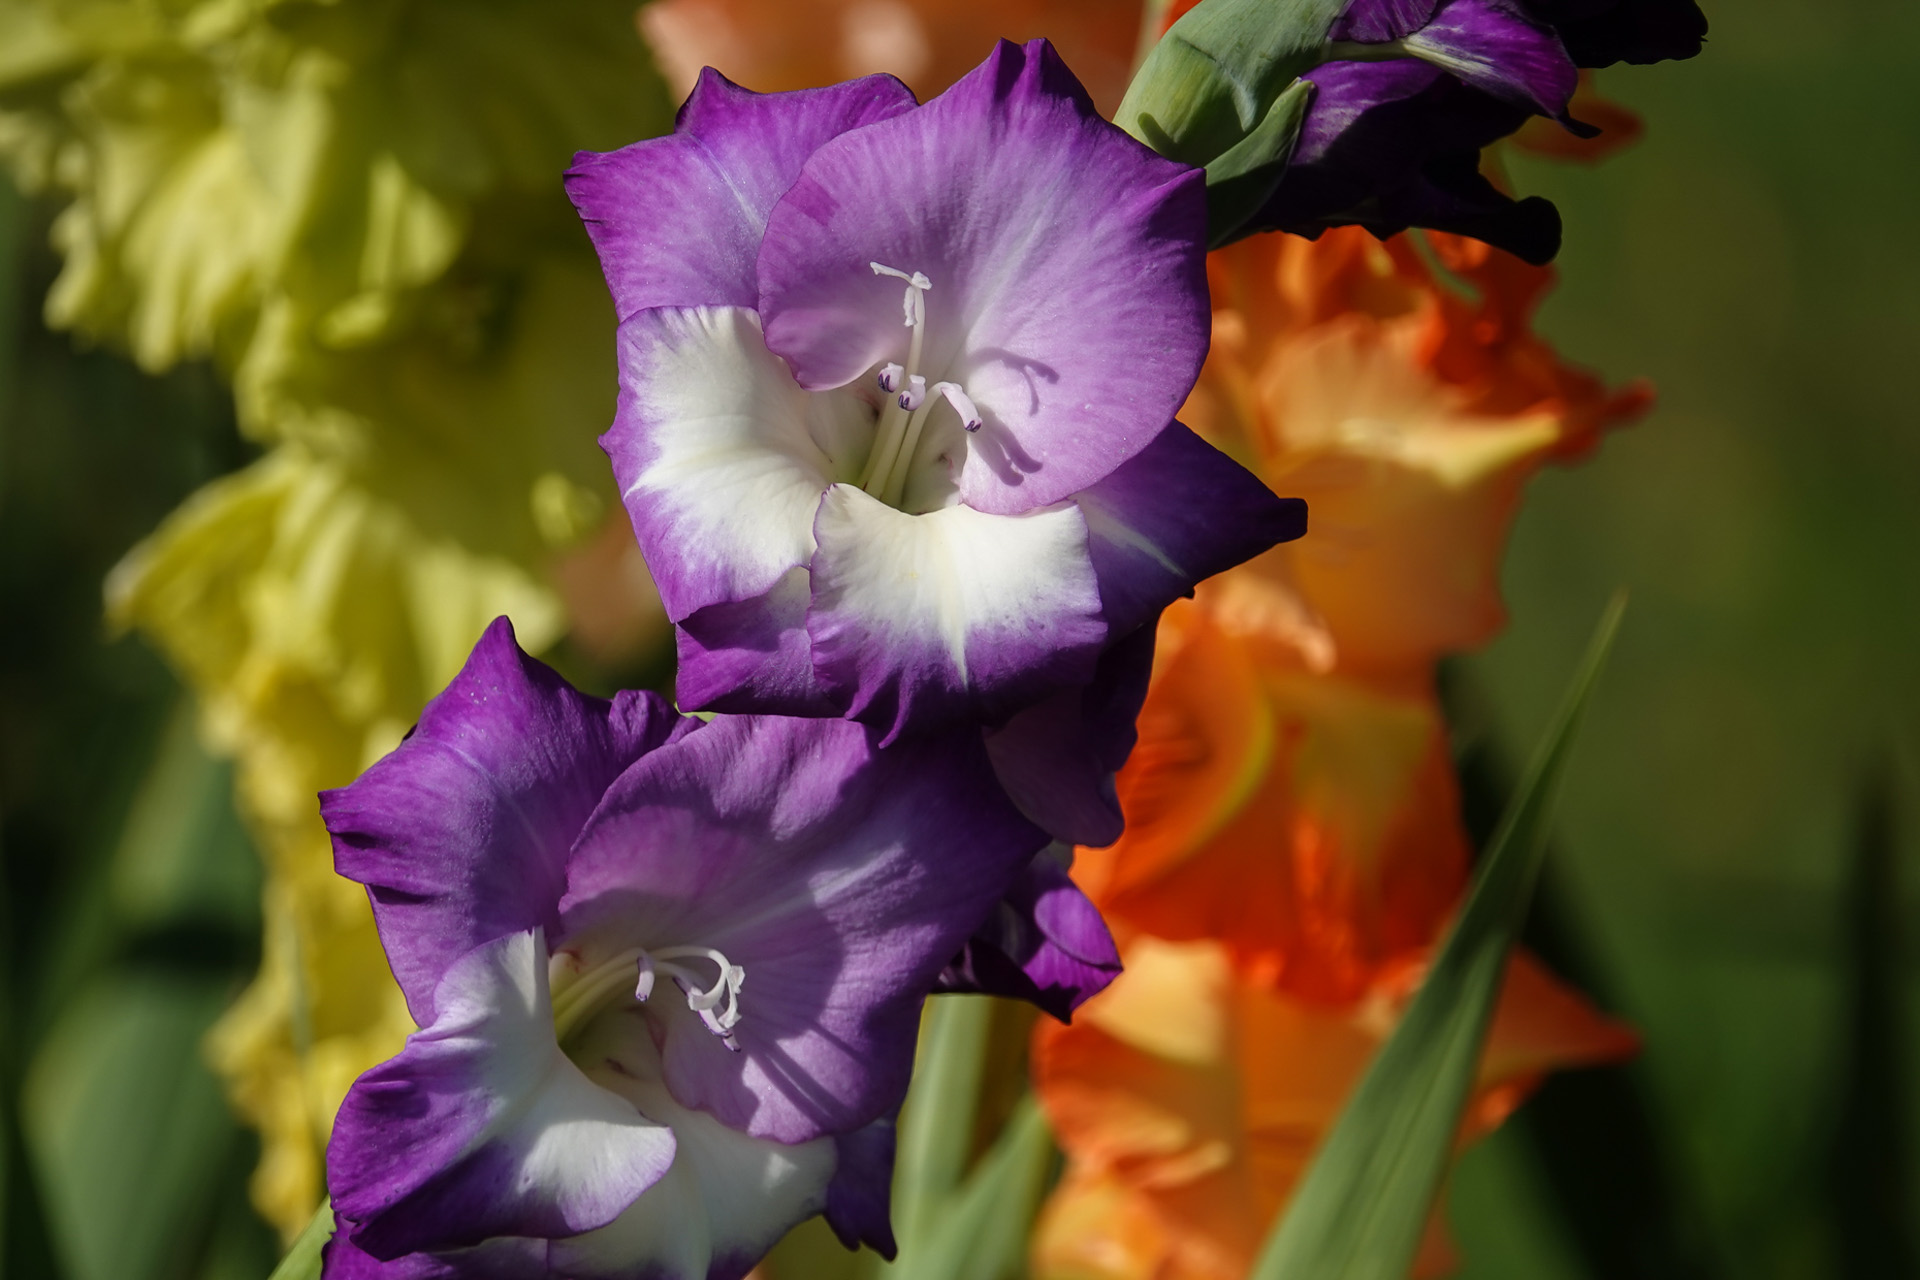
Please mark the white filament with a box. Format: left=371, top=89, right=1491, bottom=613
left=550, top=943, right=747, bottom=1052
left=859, top=261, right=984, bottom=503
left=934, top=381, right=982, bottom=433
left=645, top=945, right=746, bottom=1050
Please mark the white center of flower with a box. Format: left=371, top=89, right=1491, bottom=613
left=551, top=944, right=746, bottom=1051
left=860, top=261, right=982, bottom=509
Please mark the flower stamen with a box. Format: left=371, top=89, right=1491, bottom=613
left=550, top=943, right=747, bottom=1051
left=935, top=381, right=983, bottom=433
left=860, top=263, right=982, bottom=504
left=646, top=944, right=747, bottom=1051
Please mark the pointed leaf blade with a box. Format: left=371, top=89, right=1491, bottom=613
left=1253, top=594, right=1627, bottom=1280
left=267, top=1201, right=332, bottom=1280
left=891, top=1096, right=1054, bottom=1280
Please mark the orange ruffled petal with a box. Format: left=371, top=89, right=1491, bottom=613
left=1183, top=228, right=1651, bottom=676
left=1032, top=938, right=1637, bottom=1280
left=1078, top=600, right=1468, bottom=1004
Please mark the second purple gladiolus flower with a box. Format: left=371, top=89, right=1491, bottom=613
left=320, top=620, right=1051, bottom=1277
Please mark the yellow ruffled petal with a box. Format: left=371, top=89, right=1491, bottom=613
left=4, top=4, right=677, bottom=1232
left=108, top=446, right=566, bottom=1234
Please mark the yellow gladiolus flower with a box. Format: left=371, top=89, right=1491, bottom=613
left=4, top=0, right=675, bottom=1236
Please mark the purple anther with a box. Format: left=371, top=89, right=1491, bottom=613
left=934, top=382, right=983, bottom=432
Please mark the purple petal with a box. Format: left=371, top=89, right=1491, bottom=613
left=982, top=617, right=1159, bottom=847
left=757, top=39, right=1209, bottom=516
left=806, top=486, right=1106, bottom=741
left=1263, top=61, right=1562, bottom=264
left=558, top=715, right=1049, bottom=1145
left=825, top=1117, right=899, bottom=1259
left=1077, top=422, right=1309, bottom=640
left=1402, top=0, right=1580, bottom=121
left=1331, top=0, right=1444, bottom=42
left=605, top=306, right=870, bottom=623
left=321, top=1230, right=547, bottom=1279
left=321, top=1234, right=457, bottom=1279
left=322, top=618, right=690, bottom=1024
left=1543, top=0, right=1707, bottom=66
left=674, top=569, right=837, bottom=717
left=935, top=853, right=1122, bottom=1022
left=329, top=933, right=677, bottom=1260
left=556, top=1016, right=841, bottom=1280
left=567, top=69, right=916, bottom=320
left=1296, top=60, right=1457, bottom=168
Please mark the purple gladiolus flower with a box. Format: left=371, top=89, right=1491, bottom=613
left=1252, top=0, right=1707, bottom=262
left=319, top=619, right=1050, bottom=1278
left=936, top=845, right=1124, bottom=1022
left=565, top=40, right=1306, bottom=787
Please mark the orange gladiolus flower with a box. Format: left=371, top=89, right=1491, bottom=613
left=1075, top=599, right=1467, bottom=1004
left=1184, top=227, right=1651, bottom=676
left=1031, top=936, right=1638, bottom=1280
left=1039, top=582, right=1637, bottom=1276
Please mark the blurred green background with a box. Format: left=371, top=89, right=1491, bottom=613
left=0, top=180, right=276, bottom=1280
left=1, top=1, right=1915, bottom=1278
left=1446, top=0, right=1920, bottom=1276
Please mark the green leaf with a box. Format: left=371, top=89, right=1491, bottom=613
left=869, top=999, right=1057, bottom=1280
left=266, top=1202, right=334, bottom=1280
left=1825, top=758, right=1917, bottom=1274
left=108, top=704, right=261, bottom=934
left=1116, top=0, right=1345, bottom=167
left=1202, top=78, right=1316, bottom=248
left=22, top=974, right=246, bottom=1280
left=1253, top=593, right=1627, bottom=1280
left=905, top=1097, right=1054, bottom=1280
left=887, top=995, right=995, bottom=1258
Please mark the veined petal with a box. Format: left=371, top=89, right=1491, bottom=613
left=329, top=932, right=676, bottom=1261
left=559, top=715, right=1048, bottom=1144
left=984, top=617, right=1159, bottom=847
left=607, top=306, right=872, bottom=622
left=758, top=38, right=1208, bottom=515
left=321, top=1235, right=450, bottom=1278
left=1076, top=422, right=1309, bottom=640
left=674, top=568, right=836, bottom=716
left=1273, top=62, right=1560, bottom=264
left=938, top=850, right=1123, bottom=1021
left=808, top=485, right=1106, bottom=739
left=555, top=1012, right=840, bottom=1280
left=1332, top=0, right=1444, bottom=42
left=320, top=1234, right=546, bottom=1279
left=321, top=618, right=690, bottom=1024
left=1402, top=0, right=1580, bottom=121
left=825, top=1116, right=899, bottom=1258
left=567, top=69, right=916, bottom=320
